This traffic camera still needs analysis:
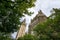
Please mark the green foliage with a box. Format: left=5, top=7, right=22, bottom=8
left=0, top=0, right=35, bottom=33
left=33, top=8, right=60, bottom=40
left=0, top=0, right=36, bottom=39
left=0, top=32, right=12, bottom=40
left=17, top=34, right=38, bottom=40
left=0, top=35, right=11, bottom=40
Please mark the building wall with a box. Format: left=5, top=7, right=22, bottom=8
left=16, top=10, right=47, bottom=39
left=16, top=20, right=26, bottom=39
left=28, top=10, right=47, bottom=34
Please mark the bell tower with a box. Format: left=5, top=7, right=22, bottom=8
left=28, top=10, right=47, bottom=34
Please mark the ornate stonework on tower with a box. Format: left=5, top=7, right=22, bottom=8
left=28, top=10, right=47, bottom=34
left=16, top=19, right=26, bottom=39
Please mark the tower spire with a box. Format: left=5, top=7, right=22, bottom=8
left=16, top=19, right=26, bottom=39
left=28, top=10, right=47, bottom=34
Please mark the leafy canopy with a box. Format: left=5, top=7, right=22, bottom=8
left=17, top=34, right=38, bottom=40
left=0, top=0, right=35, bottom=33
left=33, top=8, right=60, bottom=40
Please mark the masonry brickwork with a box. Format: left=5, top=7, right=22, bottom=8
left=28, top=10, right=47, bottom=34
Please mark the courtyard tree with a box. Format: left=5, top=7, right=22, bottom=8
left=0, top=0, right=36, bottom=39
left=17, top=34, right=38, bottom=40
left=0, top=0, right=35, bottom=33
left=33, top=8, right=60, bottom=40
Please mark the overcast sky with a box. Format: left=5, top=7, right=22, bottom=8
left=25, top=0, right=60, bottom=33
left=12, top=0, right=60, bottom=38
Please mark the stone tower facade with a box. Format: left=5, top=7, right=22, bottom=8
left=16, top=19, right=26, bottom=39
left=28, top=10, right=47, bottom=34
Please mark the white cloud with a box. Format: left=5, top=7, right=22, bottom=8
left=28, top=0, right=60, bottom=17
left=11, top=32, right=17, bottom=39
